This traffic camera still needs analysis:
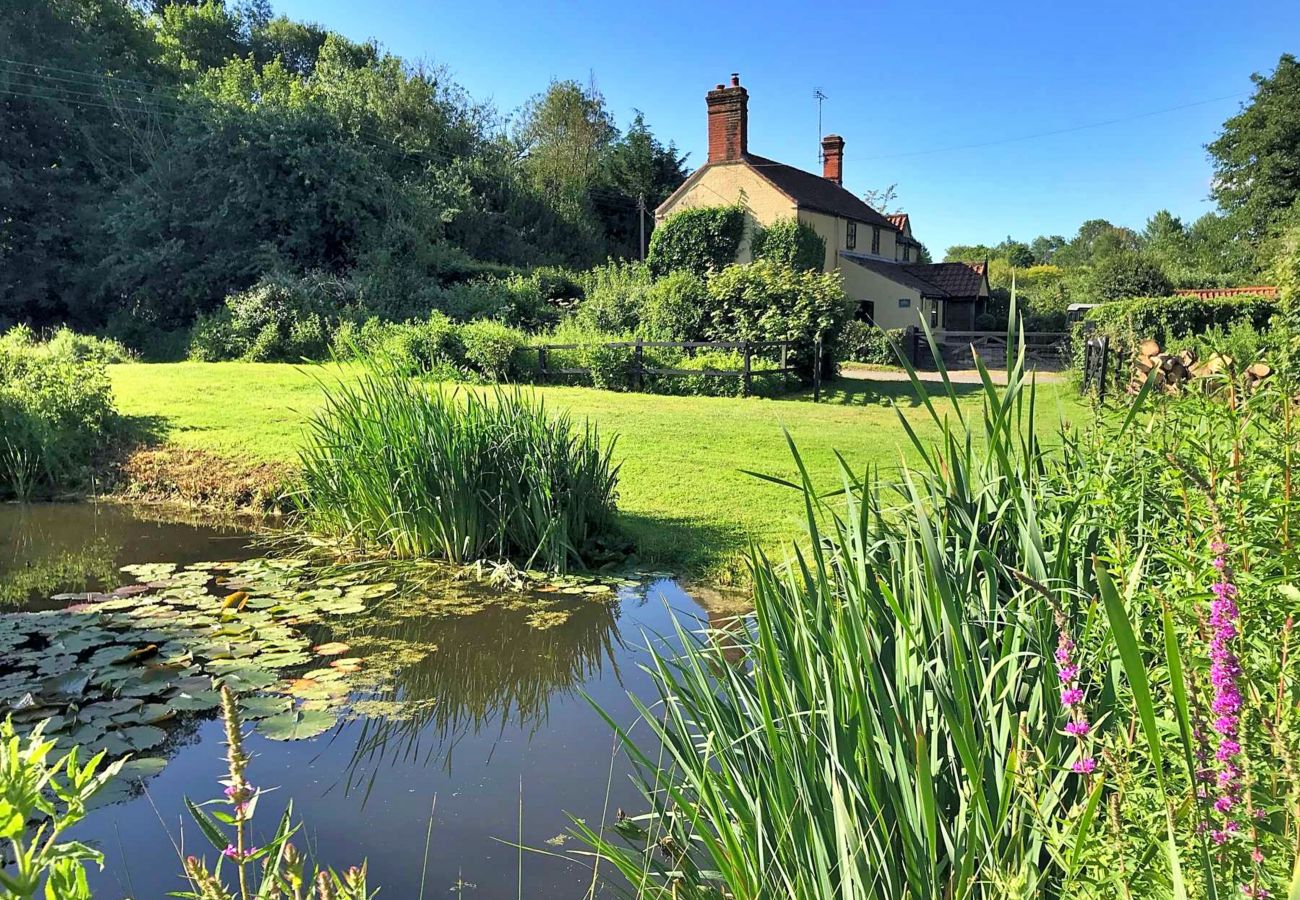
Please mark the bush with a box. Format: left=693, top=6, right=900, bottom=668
left=334, top=313, right=464, bottom=377
left=189, top=272, right=363, bottom=362
left=750, top=218, right=826, bottom=272
left=974, top=312, right=1000, bottom=331
left=639, top=271, right=709, bottom=341
left=459, top=319, right=528, bottom=381
left=647, top=205, right=746, bottom=278
left=435, top=274, right=559, bottom=331
left=835, top=320, right=905, bottom=365
left=703, top=260, right=850, bottom=379
left=649, top=349, right=792, bottom=398
left=572, top=262, right=655, bottom=335
left=0, top=327, right=120, bottom=498
left=296, top=378, right=622, bottom=570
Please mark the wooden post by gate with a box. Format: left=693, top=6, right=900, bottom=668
left=813, top=335, right=823, bottom=403
left=537, top=346, right=548, bottom=382
left=633, top=338, right=644, bottom=391
left=741, top=341, right=752, bottom=397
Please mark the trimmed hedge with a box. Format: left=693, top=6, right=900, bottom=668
left=835, top=321, right=906, bottom=365
left=1080, top=294, right=1277, bottom=348
left=751, top=218, right=826, bottom=272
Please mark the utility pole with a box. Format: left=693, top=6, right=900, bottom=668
left=814, top=89, right=828, bottom=165
left=637, top=193, right=647, bottom=261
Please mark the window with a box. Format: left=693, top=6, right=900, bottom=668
left=846, top=221, right=857, bottom=250
left=898, top=298, right=910, bottom=309
left=930, top=301, right=939, bottom=328
left=903, top=244, right=911, bottom=262
left=854, top=300, right=875, bottom=322
left=871, top=226, right=881, bottom=255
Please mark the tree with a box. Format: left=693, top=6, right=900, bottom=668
left=996, top=238, right=1035, bottom=268
left=596, top=112, right=688, bottom=259
left=516, top=79, right=615, bottom=215
left=1082, top=251, right=1172, bottom=303
left=1208, top=54, right=1300, bottom=250
left=862, top=184, right=899, bottom=214
left=1030, top=235, right=1067, bottom=264
left=944, top=244, right=997, bottom=263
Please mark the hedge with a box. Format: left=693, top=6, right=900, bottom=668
left=1079, top=294, right=1277, bottom=349
left=647, top=206, right=746, bottom=278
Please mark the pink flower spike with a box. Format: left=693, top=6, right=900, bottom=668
left=1071, top=757, right=1097, bottom=774
left=222, top=844, right=239, bottom=860
left=1060, top=687, right=1084, bottom=707
left=1064, top=720, right=1090, bottom=736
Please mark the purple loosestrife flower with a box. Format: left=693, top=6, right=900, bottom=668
left=1053, top=627, right=1096, bottom=775
left=1207, top=542, right=1244, bottom=832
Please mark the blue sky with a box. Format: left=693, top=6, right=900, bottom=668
left=274, top=0, right=1298, bottom=256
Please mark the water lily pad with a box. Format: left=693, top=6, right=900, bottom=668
left=238, top=695, right=292, bottom=719
left=312, top=642, right=350, bottom=656
left=217, top=668, right=277, bottom=692
left=169, top=690, right=221, bottom=711
left=256, top=709, right=336, bottom=741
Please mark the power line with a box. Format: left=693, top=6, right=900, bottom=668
left=855, top=92, right=1247, bottom=162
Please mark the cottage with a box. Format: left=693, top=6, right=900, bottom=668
left=657, top=74, right=990, bottom=331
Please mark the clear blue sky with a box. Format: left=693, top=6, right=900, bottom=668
left=273, top=0, right=1298, bottom=257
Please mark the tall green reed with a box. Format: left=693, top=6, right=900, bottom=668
left=295, top=371, right=621, bottom=571
left=574, top=327, right=1121, bottom=897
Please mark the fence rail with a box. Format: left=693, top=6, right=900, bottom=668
left=908, top=329, right=1071, bottom=369
left=534, top=337, right=822, bottom=400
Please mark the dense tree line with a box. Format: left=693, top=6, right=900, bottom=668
left=0, top=0, right=687, bottom=331
left=942, top=54, right=1300, bottom=328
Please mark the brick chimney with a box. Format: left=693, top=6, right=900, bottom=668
left=821, top=134, right=845, bottom=185
left=706, top=73, right=748, bottom=163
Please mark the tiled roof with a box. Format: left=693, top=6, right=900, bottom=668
left=886, top=213, right=909, bottom=231
left=840, top=254, right=988, bottom=300
left=903, top=261, right=987, bottom=299
left=1174, top=286, right=1278, bottom=299
left=744, top=154, right=897, bottom=229
left=840, top=252, right=943, bottom=294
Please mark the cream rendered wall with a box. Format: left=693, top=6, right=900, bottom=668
left=839, top=261, right=925, bottom=331
left=798, top=210, right=897, bottom=272
left=656, top=162, right=795, bottom=262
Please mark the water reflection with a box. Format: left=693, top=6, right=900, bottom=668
left=338, top=596, right=623, bottom=794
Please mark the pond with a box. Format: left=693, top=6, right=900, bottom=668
left=0, top=503, right=731, bottom=898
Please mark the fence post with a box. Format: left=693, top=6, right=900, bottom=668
left=780, top=341, right=788, bottom=372
left=633, top=338, right=644, bottom=392
left=741, top=341, right=752, bottom=397
left=538, top=346, right=548, bottom=383
left=813, top=335, right=823, bottom=403
left=909, top=326, right=920, bottom=366
left=1096, top=336, right=1109, bottom=401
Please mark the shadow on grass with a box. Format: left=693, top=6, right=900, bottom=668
left=617, top=510, right=753, bottom=581
left=789, top=377, right=985, bottom=408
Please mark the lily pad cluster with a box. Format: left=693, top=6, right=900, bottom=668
left=0, top=558, right=396, bottom=762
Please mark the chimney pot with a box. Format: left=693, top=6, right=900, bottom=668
left=821, top=134, right=845, bottom=186
left=706, top=75, right=749, bottom=164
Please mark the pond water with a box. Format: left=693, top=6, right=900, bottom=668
left=0, top=503, right=727, bottom=899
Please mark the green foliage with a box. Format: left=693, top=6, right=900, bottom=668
left=1209, top=54, right=1300, bottom=260
left=1081, top=250, right=1173, bottom=303
left=750, top=218, right=827, bottom=272
left=703, top=260, right=850, bottom=378
left=649, top=350, right=792, bottom=398
left=457, top=320, right=529, bottom=381
left=334, top=313, right=464, bottom=378
left=296, top=378, right=621, bottom=570
left=571, top=261, right=655, bottom=334
left=1081, top=293, right=1277, bottom=350
left=647, top=206, right=747, bottom=278
left=0, top=327, right=120, bottom=499
left=0, top=719, right=123, bottom=899
left=188, top=273, right=360, bottom=362
left=579, top=341, right=1300, bottom=897
left=639, top=271, right=709, bottom=341
left=835, top=320, right=905, bottom=364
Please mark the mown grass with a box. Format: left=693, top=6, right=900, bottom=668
left=109, top=362, right=1089, bottom=577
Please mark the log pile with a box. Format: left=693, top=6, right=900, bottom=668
left=1130, top=339, right=1272, bottom=394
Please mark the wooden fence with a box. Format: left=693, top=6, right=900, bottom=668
left=909, top=329, right=1070, bottom=370
left=534, top=338, right=823, bottom=400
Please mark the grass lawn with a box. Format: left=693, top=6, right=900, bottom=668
left=110, top=362, right=1090, bottom=578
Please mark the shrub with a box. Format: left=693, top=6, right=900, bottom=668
left=189, top=272, right=363, bottom=362
left=335, top=313, right=464, bottom=377
left=647, top=205, right=746, bottom=278
left=974, top=311, right=1000, bottom=331
left=572, top=262, right=655, bottom=335
left=459, top=319, right=528, bottom=381
left=435, top=275, right=559, bottom=331
left=639, top=271, right=709, bottom=341
left=296, top=378, right=622, bottom=570
left=703, top=260, right=850, bottom=379
left=750, top=218, right=827, bottom=271
left=835, top=320, right=905, bottom=365
left=0, top=327, right=120, bottom=498
left=649, top=349, right=792, bottom=398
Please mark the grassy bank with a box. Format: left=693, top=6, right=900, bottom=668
left=110, top=362, right=1088, bottom=576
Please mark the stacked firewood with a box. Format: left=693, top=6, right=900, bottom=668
left=1130, top=339, right=1272, bottom=393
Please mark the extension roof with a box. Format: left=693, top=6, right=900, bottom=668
left=840, top=254, right=989, bottom=300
